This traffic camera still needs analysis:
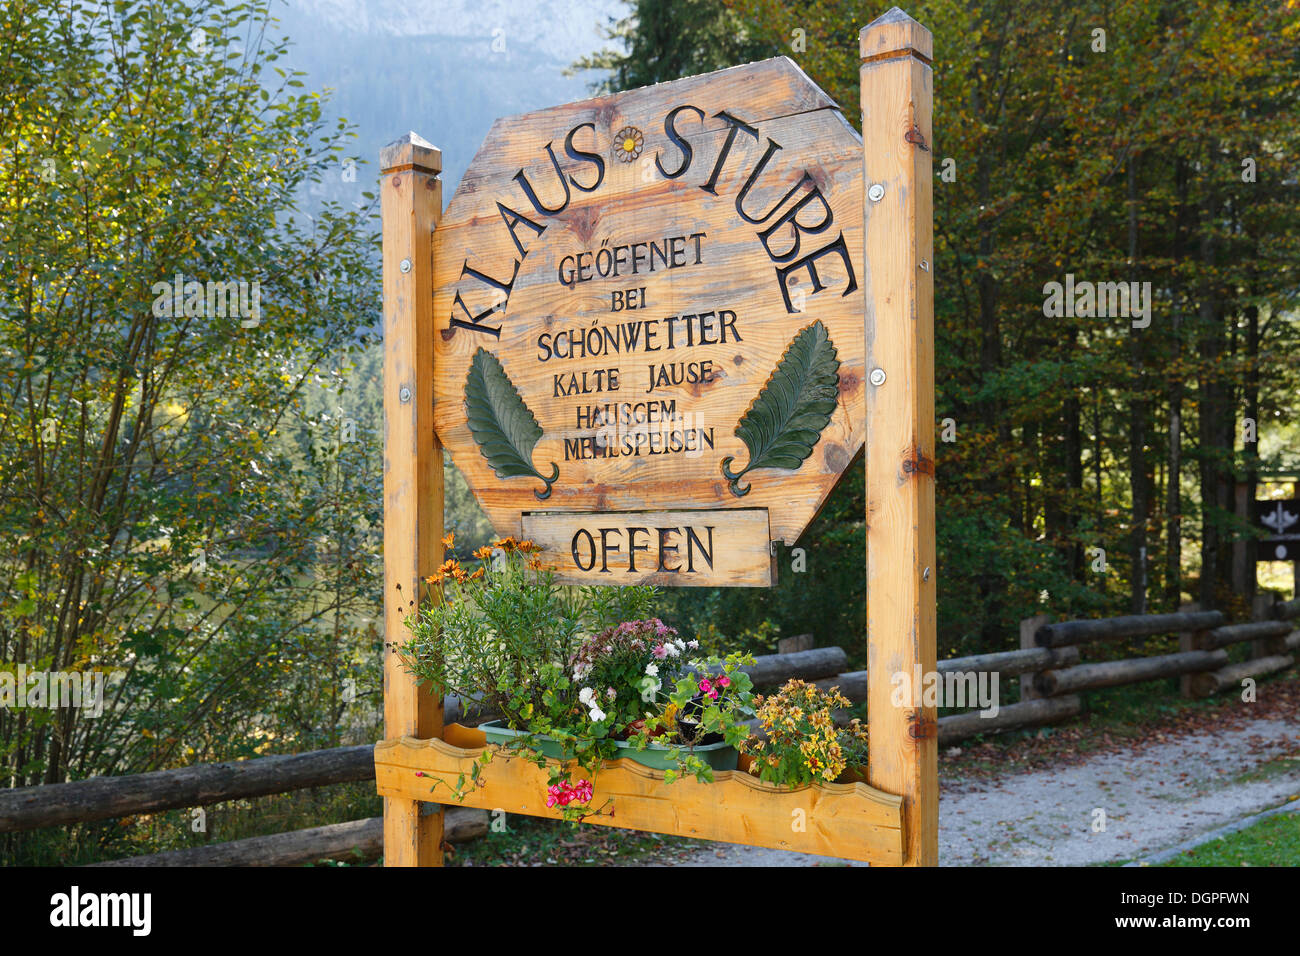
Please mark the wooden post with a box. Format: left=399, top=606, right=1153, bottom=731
left=379, top=132, right=445, bottom=867
left=861, top=8, right=937, bottom=867
left=1019, top=615, right=1052, bottom=701
left=1176, top=601, right=1211, bottom=698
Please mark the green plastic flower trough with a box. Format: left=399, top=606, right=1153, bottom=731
left=477, top=719, right=739, bottom=772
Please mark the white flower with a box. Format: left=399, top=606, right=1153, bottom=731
left=687, top=640, right=699, bottom=650
left=644, top=662, right=659, bottom=677
left=606, top=687, right=616, bottom=700
left=589, top=706, right=607, bottom=723
left=578, top=687, right=596, bottom=707
left=674, top=638, right=686, bottom=650
left=663, top=643, right=679, bottom=657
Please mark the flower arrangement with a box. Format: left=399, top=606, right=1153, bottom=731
left=631, top=651, right=756, bottom=783
left=568, top=618, right=695, bottom=733
left=740, top=679, right=870, bottom=787
left=399, top=534, right=757, bottom=820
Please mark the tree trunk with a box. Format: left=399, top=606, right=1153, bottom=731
left=1127, top=156, right=1150, bottom=614
left=1243, top=303, right=1260, bottom=601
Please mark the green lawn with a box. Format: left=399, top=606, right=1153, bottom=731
left=1158, top=809, right=1300, bottom=867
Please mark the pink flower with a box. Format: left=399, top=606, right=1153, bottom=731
left=415, top=771, right=425, bottom=777
left=718, top=676, right=731, bottom=688
left=546, top=778, right=593, bottom=809
left=698, top=678, right=713, bottom=695
left=652, top=644, right=669, bottom=659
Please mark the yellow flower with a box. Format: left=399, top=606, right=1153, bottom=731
left=613, top=126, right=643, bottom=163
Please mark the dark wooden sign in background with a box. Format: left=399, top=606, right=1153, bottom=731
left=1255, top=498, right=1300, bottom=562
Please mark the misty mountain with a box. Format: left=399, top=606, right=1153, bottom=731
left=275, top=0, right=625, bottom=200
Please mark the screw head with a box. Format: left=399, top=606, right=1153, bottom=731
left=399, top=258, right=412, bottom=274
left=399, top=386, right=412, bottom=403
left=920, top=259, right=930, bottom=271
left=868, top=183, right=885, bottom=202
left=923, top=567, right=931, bottom=581
left=869, top=367, right=887, bottom=386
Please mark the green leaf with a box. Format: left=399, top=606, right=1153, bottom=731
left=721, top=320, right=840, bottom=497
left=464, top=347, right=559, bottom=499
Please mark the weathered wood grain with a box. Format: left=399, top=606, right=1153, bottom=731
left=1035, top=649, right=1230, bottom=696
left=0, top=745, right=374, bottom=834
left=431, top=57, right=866, bottom=550
left=1035, top=610, right=1225, bottom=647
left=937, top=696, right=1082, bottom=745
left=1190, top=654, right=1296, bottom=696
left=1204, top=620, right=1293, bottom=651
left=521, top=508, right=772, bottom=585
left=86, top=811, right=488, bottom=867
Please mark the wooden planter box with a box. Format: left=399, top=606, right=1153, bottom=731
left=374, top=724, right=905, bottom=865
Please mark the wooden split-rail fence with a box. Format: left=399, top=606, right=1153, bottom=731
left=3, top=597, right=1296, bottom=865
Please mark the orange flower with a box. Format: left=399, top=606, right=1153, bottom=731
left=473, top=545, right=493, bottom=561
left=441, top=531, right=455, bottom=549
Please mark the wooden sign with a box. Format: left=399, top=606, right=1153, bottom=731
left=379, top=6, right=937, bottom=869
left=431, top=57, right=865, bottom=585
left=521, top=509, right=772, bottom=585
left=1255, top=498, right=1300, bottom=561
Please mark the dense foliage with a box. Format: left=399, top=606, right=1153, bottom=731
left=586, top=0, right=1300, bottom=664
left=0, top=0, right=384, bottom=865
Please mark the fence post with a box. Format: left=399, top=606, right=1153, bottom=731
left=861, top=7, right=937, bottom=867
left=379, top=132, right=445, bottom=867
left=1019, top=615, right=1052, bottom=701
left=1177, top=601, right=1211, bottom=698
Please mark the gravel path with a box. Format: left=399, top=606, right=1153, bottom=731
left=633, top=713, right=1300, bottom=867
left=942, top=716, right=1299, bottom=866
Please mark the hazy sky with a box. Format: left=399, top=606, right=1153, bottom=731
left=278, top=0, right=628, bottom=193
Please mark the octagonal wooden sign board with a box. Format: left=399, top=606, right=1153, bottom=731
left=432, top=57, right=865, bottom=587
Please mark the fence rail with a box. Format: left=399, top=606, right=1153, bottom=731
left=0, top=745, right=375, bottom=834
